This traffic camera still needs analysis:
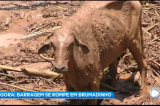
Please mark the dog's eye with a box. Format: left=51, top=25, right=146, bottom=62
left=68, top=42, right=74, bottom=49
left=50, top=42, right=56, bottom=50
left=65, top=51, right=69, bottom=58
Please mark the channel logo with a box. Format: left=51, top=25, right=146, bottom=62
left=150, top=88, right=160, bottom=99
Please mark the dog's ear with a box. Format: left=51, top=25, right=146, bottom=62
left=74, top=35, right=90, bottom=54
left=38, top=41, right=55, bottom=61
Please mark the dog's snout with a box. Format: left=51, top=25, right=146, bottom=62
left=54, top=66, right=65, bottom=72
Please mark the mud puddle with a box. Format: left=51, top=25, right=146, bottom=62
left=0, top=33, right=24, bottom=47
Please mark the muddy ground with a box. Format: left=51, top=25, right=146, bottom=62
left=0, top=1, right=160, bottom=105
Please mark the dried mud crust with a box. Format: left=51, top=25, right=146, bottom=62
left=42, top=2, right=81, bottom=18
left=0, top=1, right=160, bottom=105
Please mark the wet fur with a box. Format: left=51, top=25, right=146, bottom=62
left=38, top=1, right=148, bottom=105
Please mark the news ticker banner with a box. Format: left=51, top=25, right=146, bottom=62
left=0, top=91, right=115, bottom=99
